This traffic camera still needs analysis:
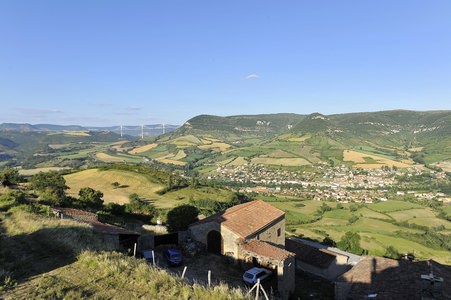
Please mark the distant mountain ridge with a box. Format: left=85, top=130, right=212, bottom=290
left=149, top=110, right=451, bottom=168
left=0, top=123, right=180, bottom=137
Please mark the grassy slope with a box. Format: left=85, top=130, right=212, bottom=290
left=0, top=209, right=246, bottom=299
left=65, top=169, right=236, bottom=208
left=271, top=199, right=451, bottom=264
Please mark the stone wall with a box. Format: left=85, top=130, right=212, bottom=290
left=189, top=221, right=220, bottom=245
left=247, top=217, right=285, bottom=247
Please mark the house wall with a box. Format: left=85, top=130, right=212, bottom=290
left=189, top=222, right=221, bottom=245
left=101, top=233, right=120, bottom=250
left=221, top=226, right=240, bottom=258
left=247, top=217, right=285, bottom=247
left=334, top=281, right=352, bottom=300
left=277, top=256, right=296, bottom=300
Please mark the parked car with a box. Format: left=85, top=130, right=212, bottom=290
left=164, top=248, right=182, bottom=266
left=142, top=250, right=156, bottom=265
left=242, top=267, right=272, bottom=284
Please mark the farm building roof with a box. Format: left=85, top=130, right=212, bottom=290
left=285, top=238, right=337, bottom=269
left=53, top=207, right=139, bottom=236
left=190, top=200, right=285, bottom=238
left=336, top=256, right=451, bottom=299
left=239, top=239, right=294, bottom=261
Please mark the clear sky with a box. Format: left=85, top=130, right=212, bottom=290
left=1, top=1, right=450, bottom=126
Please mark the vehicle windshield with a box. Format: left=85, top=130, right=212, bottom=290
left=244, top=273, right=254, bottom=279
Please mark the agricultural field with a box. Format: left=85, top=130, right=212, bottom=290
left=251, top=157, right=310, bottom=166
left=95, top=152, right=143, bottom=164
left=19, top=167, right=69, bottom=176
left=343, top=150, right=412, bottom=168
left=128, top=143, right=158, bottom=154
left=65, top=169, right=165, bottom=205
left=369, top=200, right=423, bottom=213
left=64, top=168, right=236, bottom=209
left=268, top=198, right=451, bottom=264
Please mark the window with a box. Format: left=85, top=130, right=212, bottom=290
left=277, top=228, right=281, bottom=237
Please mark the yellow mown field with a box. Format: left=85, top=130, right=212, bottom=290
left=227, top=156, right=248, bottom=166
left=155, top=150, right=187, bottom=166
left=252, top=157, right=310, bottom=166
left=95, top=152, right=125, bottom=162
left=128, top=143, right=158, bottom=154
left=64, top=169, right=164, bottom=205
left=198, top=142, right=231, bottom=152
left=343, top=150, right=412, bottom=168
left=48, top=131, right=91, bottom=136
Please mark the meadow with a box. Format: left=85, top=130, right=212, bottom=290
left=64, top=168, right=236, bottom=209
left=279, top=199, right=451, bottom=264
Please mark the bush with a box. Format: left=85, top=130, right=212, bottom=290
left=166, top=205, right=199, bottom=232
left=337, top=231, right=364, bottom=255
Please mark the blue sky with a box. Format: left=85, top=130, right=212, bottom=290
left=1, top=1, right=450, bottom=126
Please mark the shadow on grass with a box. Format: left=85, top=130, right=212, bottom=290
left=0, top=224, right=101, bottom=285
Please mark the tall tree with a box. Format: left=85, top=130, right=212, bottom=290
left=166, top=204, right=199, bottom=232
left=0, top=167, right=21, bottom=186
left=78, top=187, right=104, bottom=210
left=29, top=171, right=67, bottom=205
left=337, top=231, right=364, bottom=255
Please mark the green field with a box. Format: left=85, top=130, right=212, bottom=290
left=64, top=168, right=236, bottom=209
left=269, top=198, right=451, bottom=264
left=369, top=200, right=423, bottom=213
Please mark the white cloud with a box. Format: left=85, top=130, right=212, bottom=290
left=126, top=105, right=142, bottom=111
left=245, top=73, right=259, bottom=80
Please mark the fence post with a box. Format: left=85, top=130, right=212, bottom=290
left=208, top=270, right=211, bottom=287
left=255, top=279, right=260, bottom=300
left=133, top=243, right=137, bottom=257
left=181, top=266, right=187, bottom=279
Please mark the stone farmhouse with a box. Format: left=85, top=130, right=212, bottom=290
left=188, top=200, right=295, bottom=299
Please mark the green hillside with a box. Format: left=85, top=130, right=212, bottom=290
left=135, top=110, right=451, bottom=171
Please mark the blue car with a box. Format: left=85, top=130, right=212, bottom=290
left=164, top=248, right=182, bottom=266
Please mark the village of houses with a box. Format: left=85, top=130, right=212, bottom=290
left=211, top=163, right=451, bottom=204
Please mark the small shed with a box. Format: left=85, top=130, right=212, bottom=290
left=52, top=207, right=140, bottom=251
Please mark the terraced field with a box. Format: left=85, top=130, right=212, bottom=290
left=273, top=198, right=451, bottom=264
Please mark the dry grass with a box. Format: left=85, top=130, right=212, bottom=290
left=128, top=143, right=158, bottom=154
left=154, top=150, right=187, bottom=166
left=64, top=169, right=164, bottom=204
left=286, top=135, right=311, bottom=142
left=409, top=147, right=424, bottom=152
left=227, top=157, right=248, bottom=166
left=264, top=150, right=294, bottom=158
left=47, top=131, right=91, bottom=136
left=19, top=167, right=68, bottom=176
left=198, top=142, right=231, bottom=152
left=2, top=210, right=247, bottom=299
left=95, top=152, right=126, bottom=162
left=171, top=135, right=203, bottom=147
left=251, top=157, right=310, bottom=166
left=343, top=150, right=412, bottom=168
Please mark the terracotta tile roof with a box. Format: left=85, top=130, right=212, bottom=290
left=240, top=239, right=294, bottom=260
left=285, top=238, right=336, bottom=269
left=191, top=200, right=285, bottom=238
left=89, top=221, right=140, bottom=235
left=53, top=207, right=97, bottom=218
left=53, top=207, right=139, bottom=236
left=336, top=256, right=451, bottom=299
